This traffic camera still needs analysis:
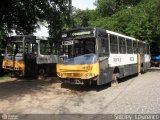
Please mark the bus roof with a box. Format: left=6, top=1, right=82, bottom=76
left=64, top=27, right=147, bottom=44
left=106, top=30, right=136, bottom=41
left=8, top=35, right=48, bottom=40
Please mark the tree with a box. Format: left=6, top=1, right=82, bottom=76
left=95, top=0, right=141, bottom=17
left=91, top=0, right=160, bottom=47
left=72, top=8, right=97, bottom=27
left=0, top=0, right=71, bottom=54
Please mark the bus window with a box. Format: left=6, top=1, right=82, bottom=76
left=139, top=42, right=146, bottom=54
left=6, top=43, right=13, bottom=55
left=85, top=40, right=95, bottom=54
left=133, top=41, right=138, bottom=54
left=110, top=35, right=118, bottom=54
left=99, top=37, right=109, bottom=54
left=25, top=43, right=31, bottom=54
left=126, top=39, right=133, bottom=54
left=103, top=38, right=109, bottom=54
left=32, top=43, right=38, bottom=55
left=25, top=43, right=37, bottom=54
left=40, top=41, right=50, bottom=55
left=74, top=39, right=95, bottom=55
left=119, top=37, right=126, bottom=54
left=147, top=45, right=150, bottom=54
left=12, top=42, right=23, bottom=54
left=60, top=38, right=96, bottom=59
left=143, top=44, right=147, bottom=54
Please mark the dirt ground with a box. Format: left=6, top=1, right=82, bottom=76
left=0, top=68, right=160, bottom=115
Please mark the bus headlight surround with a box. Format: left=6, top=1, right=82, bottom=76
left=58, top=73, right=63, bottom=77
left=82, top=73, right=95, bottom=79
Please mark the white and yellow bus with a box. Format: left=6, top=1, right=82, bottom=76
left=57, top=27, right=150, bottom=86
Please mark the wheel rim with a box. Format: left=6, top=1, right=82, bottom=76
left=111, top=74, right=118, bottom=87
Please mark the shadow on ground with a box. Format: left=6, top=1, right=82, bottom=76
left=61, top=74, right=138, bottom=92
left=0, top=77, right=59, bottom=100
left=61, top=82, right=110, bottom=92
left=147, top=67, right=160, bottom=72
left=1, top=67, right=157, bottom=100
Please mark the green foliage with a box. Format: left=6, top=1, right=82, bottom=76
left=90, top=0, right=160, bottom=46
left=72, top=8, right=98, bottom=28
left=70, top=0, right=160, bottom=50
left=46, top=0, right=70, bottom=43
left=95, top=0, right=141, bottom=17
left=0, top=0, right=71, bottom=54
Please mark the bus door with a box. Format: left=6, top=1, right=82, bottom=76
left=138, top=42, right=145, bottom=72
left=59, top=40, right=74, bottom=61
left=24, top=40, right=38, bottom=77
left=98, top=37, right=110, bottom=85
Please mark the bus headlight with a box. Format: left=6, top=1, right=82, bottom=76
left=58, top=73, right=63, bottom=77
left=58, top=73, right=66, bottom=78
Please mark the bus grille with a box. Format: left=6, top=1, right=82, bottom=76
left=63, top=73, right=83, bottom=78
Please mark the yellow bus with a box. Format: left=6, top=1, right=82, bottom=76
left=57, top=27, right=150, bottom=86
left=2, top=35, right=58, bottom=77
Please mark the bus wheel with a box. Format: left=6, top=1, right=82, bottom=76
left=111, top=74, right=118, bottom=87
left=38, top=68, right=45, bottom=80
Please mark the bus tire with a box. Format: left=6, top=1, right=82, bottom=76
left=38, top=68, right=45, bottom=80
left=111, top=73, right=118, bottom=87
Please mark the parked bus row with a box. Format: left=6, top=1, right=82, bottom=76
left=2, top=27, right=151, bottom=86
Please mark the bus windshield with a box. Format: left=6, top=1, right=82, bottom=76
left=6, top=42, right=23, bottom=55
left=60, top=38, right=95, bottom=57
left=40, top=41, right=50, bottom=55
left=59, top=38, right=96, bottom=64
left=63, top=54, right=97, bottom=65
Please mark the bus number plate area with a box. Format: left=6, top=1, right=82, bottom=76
left=113, top=58, right=121, bottom=63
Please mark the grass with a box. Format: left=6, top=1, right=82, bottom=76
left=0, top=74, right=16, bottom=82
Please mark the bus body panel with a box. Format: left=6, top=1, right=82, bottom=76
left=37, top=55, right=58, bottom=64
left=98, top=56, right=111, bottom=85
left=2, top=59, right=25, bottom=72
left=57, top=62, right=99, bottom=83
left=108, top=54, right=137, bottom=67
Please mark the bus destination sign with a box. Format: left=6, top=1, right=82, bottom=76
left=72, top=31, right=91, bottom=36
left=62, top=30, right=93, bottom=38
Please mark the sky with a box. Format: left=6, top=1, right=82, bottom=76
left=72, top=0, right=96, bottom=10
left=34, top=25, right=49, bottom=37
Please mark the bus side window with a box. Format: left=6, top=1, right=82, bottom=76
left=126, top=39, right=133, bottom=54
left=119, top=37, right=126, bottom=54
left=25, top=43, right=30, bottom=54
left=139, top=42, right=144, bottom=54
left=101, top=38, right=109, bottom=54
left=133, top=41, right=138, bottom=54
left=110, top=35, right=118, bottom=54
left=25, top=43, right=34, bottom=54
left=32, top=43, right=38, bottom=55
